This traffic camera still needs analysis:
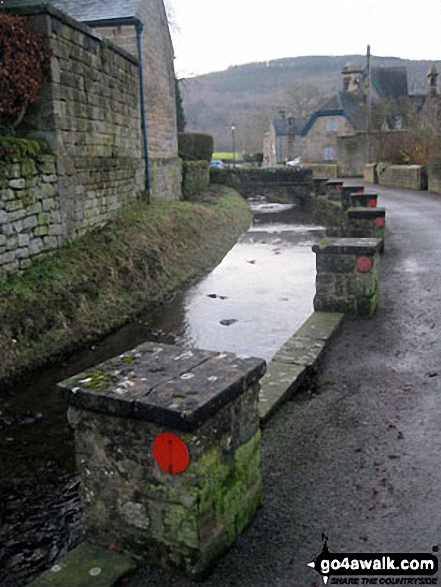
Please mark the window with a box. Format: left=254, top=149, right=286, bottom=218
left=323, top=146, right=335, bottom=161
left=326, top=117, right=338, bottom=132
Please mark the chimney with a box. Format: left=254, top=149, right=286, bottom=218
left=427, top=65, right=439, bottom=97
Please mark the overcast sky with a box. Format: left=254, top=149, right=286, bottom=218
left=166, top=0, right=441, bottom=78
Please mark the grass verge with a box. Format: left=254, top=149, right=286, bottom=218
left=0, top=186, right=252, bottom=388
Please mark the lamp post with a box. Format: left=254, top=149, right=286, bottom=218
left=231, top=122, right=236, bottom=168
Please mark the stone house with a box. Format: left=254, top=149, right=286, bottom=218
left=263, top=115, right=307, bottom=166
left=5, top=0, right=181, bottom=200
left=301, top=62, right=409, bottom=164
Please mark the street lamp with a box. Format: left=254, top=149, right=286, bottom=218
left=231, top=122, right=236, bottom=168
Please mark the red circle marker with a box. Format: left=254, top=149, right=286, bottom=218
left=357, top=256, right=373, bottom=273
left=357, top=188, right=364, bottom=194
left=374, top=217, right=385, bottom=227
left=369, top=199, right=377, bottom=207
left=153, top=432, right=189, bottom=474
left=338, top=183, right=343, bottom=189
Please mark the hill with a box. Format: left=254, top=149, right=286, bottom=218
left=181, top=55, right=441, bottom=152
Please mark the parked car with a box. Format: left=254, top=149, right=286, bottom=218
left=210, top=159, right=225, bottom=168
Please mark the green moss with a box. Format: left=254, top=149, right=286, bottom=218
left=121, top=354, right=136, bottom=364
left=76, top=369, right=118, bottom=391
left=0, top=137, right=51, bottom=163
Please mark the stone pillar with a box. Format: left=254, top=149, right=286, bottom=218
left=325, top=179, right=343, bottom=200
left=58, top=342, right=266, bottom=579
left=313, top=238, right=382, bottom=317
left=350, top=192, right=378, bottom=208
left=345, top=207, right=386, bottom=251
left=340, top=184, right=364, bottom=210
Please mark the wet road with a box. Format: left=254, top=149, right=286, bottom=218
left=123, top=184, right=441, bottom=586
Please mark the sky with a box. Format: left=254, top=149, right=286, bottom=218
left=165, top=0, right=441, bottom=78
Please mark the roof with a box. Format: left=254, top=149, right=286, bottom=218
left=273, top=117, right=308, bottom=136
left=370, top=67, right=408, bottom=99
left=3, top=0, right=141, bottom=22
left=302, top=91, right=366, bottom=136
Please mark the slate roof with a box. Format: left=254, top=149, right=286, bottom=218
left=370, top=67, right=408, bottom=99
left=273, top=117, right=308, bottom=136
left=3, top=0, right=141, bottom=22
left=307, top=91, right=366, bottom=131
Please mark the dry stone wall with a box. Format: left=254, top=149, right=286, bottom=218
left=0, top=156, right=61, bottom=274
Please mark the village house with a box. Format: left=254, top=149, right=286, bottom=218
left=301, top=62, right=409, bottom=164
left=263, top=114, right=307, bottom=166
left=6, top=0, right=181, bottom=200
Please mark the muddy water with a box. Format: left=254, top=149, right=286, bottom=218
left=0, top=199, right=324, bottom=586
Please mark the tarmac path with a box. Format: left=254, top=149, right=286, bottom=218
left=120, top=184, right=441, bottom=587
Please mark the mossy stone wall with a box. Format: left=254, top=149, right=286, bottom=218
left=0, top=155, right=62, bottom=275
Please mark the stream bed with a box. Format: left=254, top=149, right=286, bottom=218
left=0, top=199, right=325, bottom=586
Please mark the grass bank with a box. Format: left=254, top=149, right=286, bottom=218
left=0, top=186, right=252, bottom=388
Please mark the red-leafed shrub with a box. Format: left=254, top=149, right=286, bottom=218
left=0, top=13, right=51, bottom=128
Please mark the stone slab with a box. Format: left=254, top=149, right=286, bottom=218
left=312, top=237, right=382, bottom=255
left=259, top=362, right=306, bottom=422
left=58, top=343, right=266, bottom=431
left=258, top=312, right=344, bottom=422
left=30, top=542, right=137, bottom=587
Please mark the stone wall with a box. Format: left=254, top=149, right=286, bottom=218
left=13, top=5, right=145, bottom=239
left=337, top=133, right=367, bottom=177
left=182, top=161, right=210, bottom=200
left=0, top=156, right=61, bottom=275
left=428, top=165, right=441, bottom=194
left=304, top=115, right=353, bottom=163
left=300, top=164, right=338, bottom=179
left=94, top=0, right=182, bottom=200
left=378, top=165, right=427, bottom=190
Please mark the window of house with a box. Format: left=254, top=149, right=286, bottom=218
left=326, top=118, right=338, bottom=132
left=323, top=146, right=335, bottom=161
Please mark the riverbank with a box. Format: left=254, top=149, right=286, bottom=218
left=0, top=186, right=252, bottom=388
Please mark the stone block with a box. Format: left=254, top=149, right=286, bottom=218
left=59, top=343, right=266, bottom=579
left=9, top=178, right=26, bottom=190
left=313, top=238, right=382, bottom=317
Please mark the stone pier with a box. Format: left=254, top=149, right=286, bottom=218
left=350, top=192, right=378, bottom=208
left=58, top=342, right=266, bottom=579
left=345, top=207, right=386, bottom=251
left=341, top=184, right=364, bottom=210
left=313, top=238, right=382, bottom=317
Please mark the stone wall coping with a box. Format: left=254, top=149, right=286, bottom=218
left=58, top=342, right=266, bottom=431
left=350, top=192, right=378, bottom=197
left=347, top=207, right=385, bottom=218
left=6, top=3, right=139, bottom=66
left=312, top=237, right=382, bottom=255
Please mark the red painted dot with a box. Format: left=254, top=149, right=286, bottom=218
left=153, top=432, right=189, bottom=474
left=357, top=256, right=373, bottom=273
left=369, top=199, right=377, bottom=207
left=374, top=217, right=385, bottom=227
left=357, top=188, right=364, bottom=194
left=338, top=183, right=343, bottom=188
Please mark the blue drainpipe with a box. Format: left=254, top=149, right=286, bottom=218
left=135, top=21, right=151, bottom=194
left=83, top=17, right=151, bottom=195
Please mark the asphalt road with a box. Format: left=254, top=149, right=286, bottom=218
left=120, top=184, right=441, bottom=587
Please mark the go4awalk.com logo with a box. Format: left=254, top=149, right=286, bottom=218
left=307, top=534, right=438, bottom=585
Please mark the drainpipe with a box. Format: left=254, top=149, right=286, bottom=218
left=135, top=21, right=151, bottom=195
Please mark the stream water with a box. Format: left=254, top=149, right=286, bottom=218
left=0, top=199, right=325, bottom=586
